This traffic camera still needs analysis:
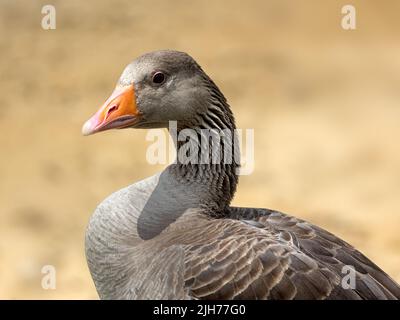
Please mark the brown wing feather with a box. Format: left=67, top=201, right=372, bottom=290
left=154, top=207, right=400, bottom=300
left=228, top=207, right=400, bottom=299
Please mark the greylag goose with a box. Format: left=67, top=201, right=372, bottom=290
left=82, top=50, right=400, bottom=300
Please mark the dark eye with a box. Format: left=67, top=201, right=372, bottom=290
left=152, top=72, right=166, bottom=84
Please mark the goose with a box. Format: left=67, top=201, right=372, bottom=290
left=82, top=50, right=400, bottom=300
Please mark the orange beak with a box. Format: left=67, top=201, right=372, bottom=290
left=82, top=85, right=140, bottom=136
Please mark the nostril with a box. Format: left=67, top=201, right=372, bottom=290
left=106, top=105, right=118, bottom=118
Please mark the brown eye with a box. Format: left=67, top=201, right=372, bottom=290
left=152, top=72, right=165, bottom=84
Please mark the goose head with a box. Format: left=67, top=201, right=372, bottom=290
left=82, top=50, right=224, bottom=136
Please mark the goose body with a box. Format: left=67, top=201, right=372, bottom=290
left=83, top=50, right=400, bottom=299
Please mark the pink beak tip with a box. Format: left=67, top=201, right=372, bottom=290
left=82, top=118, right=96, bottom=136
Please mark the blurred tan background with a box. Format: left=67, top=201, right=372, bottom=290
left=0, top=0, right=399, bottom=299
